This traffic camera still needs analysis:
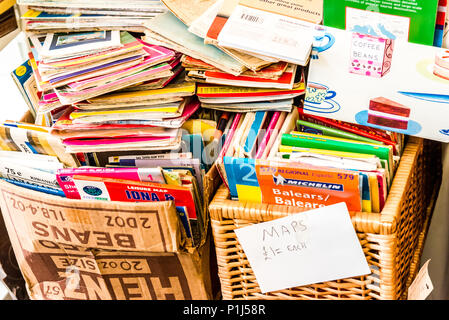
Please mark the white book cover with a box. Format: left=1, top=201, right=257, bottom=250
left=40, top=30, right=122, bottom=60
left=218, top=5, right=314, bottom=65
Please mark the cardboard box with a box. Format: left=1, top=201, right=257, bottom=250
left=0, top=211, right=26, bottom=299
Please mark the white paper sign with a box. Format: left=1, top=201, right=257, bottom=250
left=234, top=202, right=371, bottom=293
left=408, top=259, right=433, bottom=300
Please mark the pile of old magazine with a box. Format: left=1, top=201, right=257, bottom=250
left=3, top=0, right=415, bottom=248
left=5, top=0, right=215, bottom=246
left=0, top=0, right=17, bottom=40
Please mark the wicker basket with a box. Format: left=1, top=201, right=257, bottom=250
left=209, top=137, right=442, bottom=300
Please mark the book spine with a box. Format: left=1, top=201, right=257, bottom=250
left=109, top=152, right=192, bottom=164
left=243, top=111, right=266, bottom=155
left=256, top=111, right=281, bottom=159
left=296, top=119, right=383, bottom=145
left=217, top=113, right=242, bottom=160
left=298, top=111, right=398, bottom=152
left=281, top=133, right=389, bottom=161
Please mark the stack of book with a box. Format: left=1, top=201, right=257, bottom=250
left=144, top=8, right=306, bottom=113
left=5, top=0, right=235, bottom=245
left=30, top=31, right=176, bottom=112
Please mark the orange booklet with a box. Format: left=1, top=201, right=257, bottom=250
left=255, top=160, right=362, bottom=212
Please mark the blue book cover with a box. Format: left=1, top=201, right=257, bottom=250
left=1, top=178, right=66, bottom=197
left=243, top=111, right=267, bottom=156
left=359, top=172, right=371, bottom=212
left=176, top=206, right=193, bottom=239
left=223, top=156, right=258, bottom=200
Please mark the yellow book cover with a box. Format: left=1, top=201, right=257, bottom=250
left=182, top=119, right=216, bottom=143
left=22, top=9, right=83, bottom=18
left=22, top=9, right=40, bottom=18
left=88, top=82, right=196, bottom=102
left=369, top=173, right=380, bottom=213
left=0, top=0, right=15, bottom=15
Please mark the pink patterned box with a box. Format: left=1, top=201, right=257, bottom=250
left=349, top=33, right=394, bottom=78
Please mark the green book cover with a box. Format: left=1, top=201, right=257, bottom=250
left=296, top=119, right=383, bottom=145
left=323, top=0, right=439, bottom=46
left=281, top=132, right=393, bottom=174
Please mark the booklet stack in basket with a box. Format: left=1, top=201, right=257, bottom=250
left=216, top=106, right=405, bottom=214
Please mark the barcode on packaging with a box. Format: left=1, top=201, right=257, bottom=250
left=240, top=13, right=264, bottom=24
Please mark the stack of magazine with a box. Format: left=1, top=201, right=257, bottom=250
left=4, top=0, right=237, bottom=246
left=144, top=7, right=307, bottom=113
left=216, top=107, right=404, bottom=214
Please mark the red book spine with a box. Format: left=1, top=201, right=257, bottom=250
left=298, top=110, right=398, bottom=152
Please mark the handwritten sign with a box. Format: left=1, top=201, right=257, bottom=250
left=408, top=259, right=433, bottom=300
left=234, top=202, right=371, bottom=293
